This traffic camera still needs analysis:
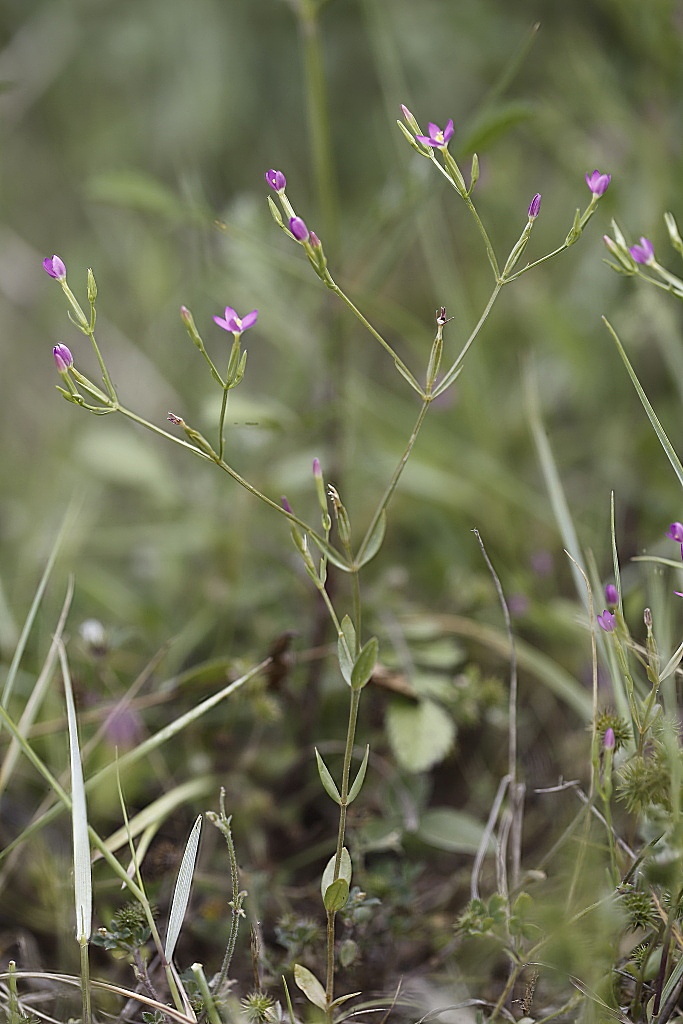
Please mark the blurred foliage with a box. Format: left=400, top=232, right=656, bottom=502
left=2, top=0, right=683, bottom=1013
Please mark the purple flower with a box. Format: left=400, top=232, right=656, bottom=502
left=597, top=609, right=616, bottom=632
left=605, top=584, right=619, bottom=606
left=313, top=457, right=322, bottom=479
left=281, top=495, right=293, bottom=514
left=265, top=169, right=286, bottom=192
left=213, top=305, right=258, bottom=334
left=53, top=343, right=73, bottom=372
left=43, top=255, right=66, bottom=280
left=289, top=216, right=309, bottom=242
left=629, top=237, right=655, bottom=265
left=603, top=727, right=615, bottom=750
left=585, top=170, right=611, bottom=196
left=528, top=193, right=542, bottom=219
left=415, top=119, right=455, bottom=149
left=667, top=522, right=683, bottom=542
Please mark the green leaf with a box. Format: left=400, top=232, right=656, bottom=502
left=347, top=745, right=370, bottom=804
left=356, top=511, right=386, bottom=567
left=416, top=807, right=493, bottom=854
left=321, top=847, right=352, bottom=902
left=323, top=877, right=349, bottom=913
left=164, top=815, right=202, bottom=961
left=330, top=990, right=362, bottom=1009
left=393, top=358, right=422, bottom=393
left=341, top=615, right=357, bottom=658
left=351, top=636, right=379, bottom=691
left=605, top=317, right=683, bottom=491
left=294, top=964, right=327, bottom=1010
left=386, top=697, right=455, bottom=772
left=315, top=748, right=341, bottom=805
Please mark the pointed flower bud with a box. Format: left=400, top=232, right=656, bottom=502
left=43, top=255, right=66, bottom=280
left=289, top=216, right=309, bottom=242
left=528, top=193, right=542, bottom=219
left=603, top=727, right=615, bottom=750
left=309, top=230, right=321, bottom=248
left=585, top=170, right=611, bottom=196
left=629, top=237, right=655, bottom=265
left=265, top=169, right=286, bottom=192
left=53, top=343, right=73, bottom=373
left=281, top=495, right=293, bottom=515
left=597, top=609, right=616, bottom=632
left=415, top=119, right=454, bottom=149
left=605, top=584, right=618, bottom=606
left=666, top=522, right=683, bottom=542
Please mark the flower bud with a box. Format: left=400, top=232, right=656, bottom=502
left=43, top=255, right=66, bottom=280
left=289, top=216, right=310, bottom=242
left=603, top=727, right=615, bottom=751
left=87, top=268, right=97, bottom=304
left=585, top=170, right=611, bottom=196
left=53, top=343, right=73, bottom=373
left=605, top=584, right=618, bottom=606
left=528, top=193, right=541, bottom=220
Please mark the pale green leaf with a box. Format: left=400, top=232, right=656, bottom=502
left=164, top=815, right=202, bottom=962
left=315, top=748, right=341, bottom=805
left=386, top=697, right=455, bottom=772
left=417, top=807, right=494, bottom=854
left=347, top=745, right=370, bottom=804
left=294, top=964, right=327, bottom=1010
left=351, top=636, right=379, bottom=691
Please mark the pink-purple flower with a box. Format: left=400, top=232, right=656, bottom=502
left=265, top=169, right=286, bottom=192
left=528, top=193, right=542, bottom=219
left=667, top=522, right=683, bottom=542
left=603, top=727, right=615, bottom=750
left=415, top=120, right=454, bottom=150
left=585, top=170, right=611, bottom=196
left=605, top=584, right=618, bottom=606
left=597, top=609, right=616, bottom=632
left=43, top=255, right=66, bottom=280
left=289, top=216, right=309, bottom=242
left=53, top=343, right=73, bottom=372
left=630, top=237, right=655, bottom=265
left=213, top=306, right=258, bottom=334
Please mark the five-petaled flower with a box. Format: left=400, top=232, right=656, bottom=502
left=213, top=306, right=258, bottom=335
left=630, top=237, right=655, bottom=265
left=53, top=343, right=73, bottom=372
left=597, top=609, right=616, bottom=632
left=585, top=170, right=611, bottom=196
left=265, top=169, right=286, bottom=192
left=415, top=120, right=454, bottom=149
left=43, top=255, right=67, bottom=280
left=289, top=216, right=309, bottom=242
left=605, top=584, right=618, bottom=606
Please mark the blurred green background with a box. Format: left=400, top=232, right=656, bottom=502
left=2, top=0, right=683, bottom=998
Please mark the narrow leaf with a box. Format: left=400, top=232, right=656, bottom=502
left=338, top=634, right=353, bottom=685
left=315, top=748, right=341, bottom=805
left=357, top=511, right=386, bottom=567
left=60, top=640, right=92, bottom=943
left=164, top=815, right=202, bottom=961
left=351, top=636, right=379, bottom=691
left=330, top=991, right=362, bottom=1010
left=393, top=358, right=422, bottom=393
left=310, top=533, right=352, bottom=572
left=294, top=964, right=327, bottom=1010
left=341, top=615, right=357, bottom=659
left=604, top=317, right=683, bottom=490
left=347, top=745, right=370, bottom=804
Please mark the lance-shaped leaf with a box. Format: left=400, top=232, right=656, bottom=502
left=294, top=964, right=327, bottom=1010
left=164, top=815, right=202, bottom=962
left=315, top=748, right=341, bottom=805
left=356, top=511, right=386, bottom=568
left=347, top=745, right=370, bottom=804
left=60, top=642, right=92, bottom=943
left=351, top=636, right=379, bottom=691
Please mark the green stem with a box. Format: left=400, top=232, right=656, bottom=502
left=432, top=282, right=503, bottom=397
left=218, top=386, right=229, bottom=462
left=79, top=937, right=92, bottom=1024
left=325, top=686, right=362, bottom=1013
left=356, top=398, right=431, bottom=564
